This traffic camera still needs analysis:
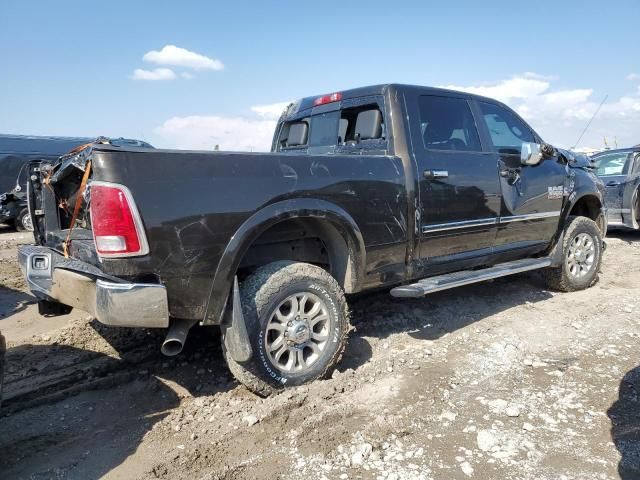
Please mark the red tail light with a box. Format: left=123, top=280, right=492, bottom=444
left=89, top=182, right=149, bottom=257
left=313, top=92, right=342, bottom=106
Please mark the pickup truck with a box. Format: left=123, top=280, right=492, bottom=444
left=18, top=84, right=606, bottom=396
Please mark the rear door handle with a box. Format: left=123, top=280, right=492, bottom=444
left=606, top=181, right=621, bottom=186
left=424, top=169, right=449, bottom=179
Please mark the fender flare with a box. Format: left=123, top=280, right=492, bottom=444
left=547, top=187, right=605, bottom=257
left=561, top=187, right=604, bottom=224
left=203, top=198, right=366, bottom=325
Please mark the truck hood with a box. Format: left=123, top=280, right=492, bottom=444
left=556, top=147, right=596, bottom=170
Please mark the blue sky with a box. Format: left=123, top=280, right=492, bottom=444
left=1, top=0, right=639, bottom=151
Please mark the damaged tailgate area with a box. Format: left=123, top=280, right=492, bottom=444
left=29, top=139, right=96, bottom=254
left=20, top=138, right=170, bottom=328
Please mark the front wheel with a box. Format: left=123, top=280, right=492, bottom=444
left=223, top=261, right=350, bottom=396
left=15, top=208, right=33, bottom=232
left=543, top=216, right=603, bottom=292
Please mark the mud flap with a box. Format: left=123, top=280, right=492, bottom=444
left=222, top=277, right=252, bottom=363
left=549, top=232, right=565, bottom=267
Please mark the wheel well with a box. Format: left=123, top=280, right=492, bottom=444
left=237, top=218, right=358, bottom=293
left=569, top=195, right=604, bottom=232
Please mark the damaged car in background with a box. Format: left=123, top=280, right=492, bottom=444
left=592, top=146, right=640, bottom=230
left=18, top=84, right=606, bottom=396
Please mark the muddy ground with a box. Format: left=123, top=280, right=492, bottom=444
left=0, top=225, right=638, bottom=480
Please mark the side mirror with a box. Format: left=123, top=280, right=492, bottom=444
left=521, top=142, right=543, bottom=166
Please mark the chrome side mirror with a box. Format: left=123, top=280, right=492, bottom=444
left=521, top=142, right=544, bottom=166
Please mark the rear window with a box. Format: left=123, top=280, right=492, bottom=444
left=308, top=111, right=341, bottom=147
left=276, top=102, right=385, bottom=151
left=277, top=119, right=310, bottom=149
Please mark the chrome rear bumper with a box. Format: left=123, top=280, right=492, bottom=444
left=18, top=245, right=169, bottom=328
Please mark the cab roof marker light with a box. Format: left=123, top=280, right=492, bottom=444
left=313, top=92, right=342, bottom=106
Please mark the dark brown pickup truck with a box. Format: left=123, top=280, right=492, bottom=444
left=19, top=84, right=606, bottom=395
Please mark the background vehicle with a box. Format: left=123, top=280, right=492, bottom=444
left=0, top=329, right=5, bottom=408
left=592, top=146, right=640, bottom=230
left=18, top=84, right=606, bottom=395
left=0, top=135, right=153, bottom=231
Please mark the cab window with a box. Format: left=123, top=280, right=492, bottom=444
left=594, top=152, right=630, bottom=176
left=277, top=103, right=385, bottom=151
left=418, top=96, right=482, bottom=152
left=339, top=104, right=385, bottom=145
left=478, top=102, right=534, bottom=154
left=278, top=119, right=309, bottom=149
left=308, top=111, right=340, bottom=147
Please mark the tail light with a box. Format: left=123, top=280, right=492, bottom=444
left=89, top=181, right=149, bottom=257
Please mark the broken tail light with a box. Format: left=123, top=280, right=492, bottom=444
left=89, top=181, right=149, bottom=257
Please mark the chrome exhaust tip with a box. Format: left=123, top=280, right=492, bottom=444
left=161, top=319, right=196, bottom=357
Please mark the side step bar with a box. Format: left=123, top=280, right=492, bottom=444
left=390, top=257, right=552, bottom=298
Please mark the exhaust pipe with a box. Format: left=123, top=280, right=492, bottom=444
left=161, top=319, right=197, bottom=356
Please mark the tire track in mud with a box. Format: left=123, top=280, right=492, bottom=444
left=2, top=335, right=162, bottom=413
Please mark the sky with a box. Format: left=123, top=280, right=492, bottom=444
left=1, top=0, right=639, bottom=152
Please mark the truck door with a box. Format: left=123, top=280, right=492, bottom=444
left=593, top=151, right=631, bottom=224
left=406, top=93, right=501, bottom=266
left=475, top=101, right=566, bottom=249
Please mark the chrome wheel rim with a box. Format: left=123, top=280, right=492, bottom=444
left=566, top=232, right=596, bottom=279
left=22, top=213, right=33, bottom=231
left=265, top=292, right=331, bottom=373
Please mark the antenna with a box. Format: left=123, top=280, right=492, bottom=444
left=572, top=95, right=608, bottom=149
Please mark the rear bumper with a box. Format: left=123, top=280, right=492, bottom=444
left=18, top=245, right=169, bottom=328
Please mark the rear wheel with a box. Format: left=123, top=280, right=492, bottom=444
left=15, top=208, right=33, bottom=232
left=223, top=261, right=350, bottom=396
left=543, top=216, right=603, bottom=292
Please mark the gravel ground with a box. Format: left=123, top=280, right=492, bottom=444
left=0, top=225, right=638, bottom=480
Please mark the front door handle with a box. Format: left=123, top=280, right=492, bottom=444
left=606, top=181, right=621, bottom=187
left=424, top=169, right=448, bottom=179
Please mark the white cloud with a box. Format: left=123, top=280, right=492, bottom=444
left=442, top=74, right=640, bottom=149
left=143, top=45, right=224, bottom=71
left=154, top=115, right=277, bottom=151
left=627, top=73, right=640, bottom=81
left=154, top=101, right=290, bottom=151
left=250, top=102, right=291, bottom=119
left=180, top=72, right=195, bottom=80
left=153, top=76, right=640, bottom=152
left=131, top=68, right=176, bottom=81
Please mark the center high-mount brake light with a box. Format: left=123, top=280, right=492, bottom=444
left=89, top=181, right=149, bottom=258
left=313, top=92, right=342, bottom=106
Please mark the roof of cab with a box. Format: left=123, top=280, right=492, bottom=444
left=592, top=146, right=640, bottom=157
left=294, top=83, right=501, bottom=112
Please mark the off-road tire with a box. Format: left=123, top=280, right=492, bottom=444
left=223, top=261, right=350, bottom=396
left=543, top=216, right=603, bottom=292
left=15, top=208, right=33, bottom=232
